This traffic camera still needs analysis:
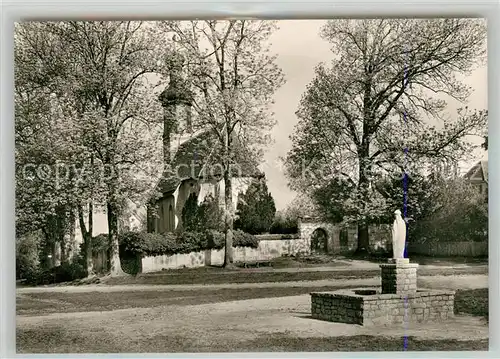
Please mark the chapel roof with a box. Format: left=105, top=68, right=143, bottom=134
left=155, top=130, right=263, bottom=195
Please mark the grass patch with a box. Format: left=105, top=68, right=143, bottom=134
left=455, top=288, right=488, bottom=320
left=17, top=286, right=490, bottom=318
left=102, top=266, right=487, bottom=286
left=235, top=334, right=488, bottom=352
left=16, top=285, right=361, bottom=315
left=16, top=329, right=488, bottom=353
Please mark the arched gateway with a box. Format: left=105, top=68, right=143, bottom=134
left=310, top=228, right=328, bottom=254
left=298, top=216, right=359, bottom=255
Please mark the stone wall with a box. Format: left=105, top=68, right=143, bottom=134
left=141, top=237, right=309, bottom=272
left=141, top=251, right=206, bottom=272
left=298, top=217, right=390, bottom=255
left=140, top=221, right=391, bottom=272
left=311, top=289, right=455, bottom=326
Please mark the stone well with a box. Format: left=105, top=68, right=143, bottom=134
left=310, top=258, right=455, bottom=326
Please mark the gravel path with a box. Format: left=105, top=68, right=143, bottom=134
left=16, top=274, right=488, bottom=293
left=143, top=261, right=487, bottom=274
left=17, top=294, right=488, bottom=347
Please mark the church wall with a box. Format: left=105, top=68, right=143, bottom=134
left=154, top=176, right=263, bottom=233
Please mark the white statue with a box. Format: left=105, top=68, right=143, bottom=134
left=392, top=209, right=406, bottom=259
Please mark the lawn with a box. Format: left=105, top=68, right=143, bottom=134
left=16, top=330, right=488, bottom=353
left=101, top=265, right=487, bottom=286
left=16, top=285, right=378, bottom=315
left=225, top=334, right=489, bottom=352
left=17, top=285, right=489, bottom=318
left=455, top=288, right=489, bottom=320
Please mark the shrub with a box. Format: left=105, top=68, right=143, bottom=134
left=91, top=233, right=109, bottom=253
left=182, top=193, right=201, bottom=231
left=198, top=194, right=223, bottom=231
left=269, top=213, right=299, bottom=234
left=77, top=233, right=110, bottom=258
left=119, top=231, right=150, bottom=256
left=116, top=230, right=259, bottom=258
left=233, top=230, right=259, bottom=248
left=204, top=230, right=225, bottom=250
left=410, top=178, right=488, bottom=243
left=16, top=231, right=43, bottom=280
left=54, top=261, right=86, bottom=282
left=235, top=177, right=276, bottom=234
left=182, top=193, right=223, bottom=232
left=24, top=261, right=86, bottom=286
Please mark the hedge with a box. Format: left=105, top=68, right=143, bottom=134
left=118, top=229, right=259, bottom=258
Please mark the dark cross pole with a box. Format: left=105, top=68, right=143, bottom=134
left=402, top=49, right=411, bottom=352
left=402, top=58, right=410, bottom=259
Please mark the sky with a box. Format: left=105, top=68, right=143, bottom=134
left=262, top=20, right=488, bottom=211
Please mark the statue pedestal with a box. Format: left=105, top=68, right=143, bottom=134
left=379, top=259, right=419, bottom=294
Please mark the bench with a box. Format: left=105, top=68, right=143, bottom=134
left=241, top=260, right=273, bottom=268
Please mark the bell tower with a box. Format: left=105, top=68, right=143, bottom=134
left=158, top=47, right=194, bottom=173
left=146, top=43, right=194, bottom=234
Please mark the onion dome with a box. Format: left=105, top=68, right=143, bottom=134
left=159, top=52, right=193, bottom=107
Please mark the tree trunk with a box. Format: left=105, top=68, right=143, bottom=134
left=40, top=228, right=52, bottom=269
left=357, top=223, right=370, bottom=253
left=87, top=202, right=94, bottom=274
left=356, top=59, right=374, bottom=255
left=222, top=113, right=236, bottom=269
left=43, top=222, right=58, bottom=268
left=356, top=147, right=371, bottom=254
left=85, top=237, right=94, bottom=276
left=51, top=241, right=58, bottom=267
left=67, top=209, right=76, bottom=262
left=223, top=169, right=235, bottom=268
left=78, top=204, right=95, bottom=277
left=56, top=206, right=67, bottom=265
left=146, top=202, right=155, bottom=233
left=107, top=200, right=125, bottom=276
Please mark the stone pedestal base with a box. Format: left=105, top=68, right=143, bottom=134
left=310, top=289, right=455, bottom=326
left=379, top=259, right=418, bottom=294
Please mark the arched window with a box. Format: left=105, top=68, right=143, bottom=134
left=160, top=204, right=165, bottom=233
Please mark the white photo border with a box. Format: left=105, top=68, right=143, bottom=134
left=1, top=1, right=498, bottom=358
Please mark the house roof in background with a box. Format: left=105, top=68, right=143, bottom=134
left=481, top=160, right=488, bottom=182
left=464, top=160, right=488, bottom=183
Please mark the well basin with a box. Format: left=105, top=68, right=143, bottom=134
left=310, top=288, right=455, bottom=326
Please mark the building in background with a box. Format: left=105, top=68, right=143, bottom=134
left=464, top=160, right=488, bottom=199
